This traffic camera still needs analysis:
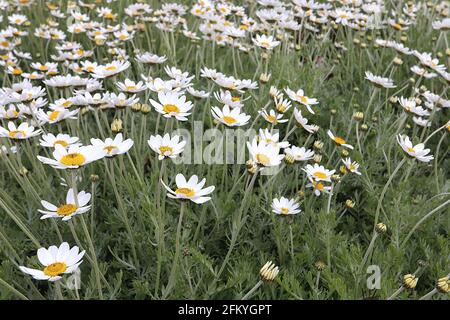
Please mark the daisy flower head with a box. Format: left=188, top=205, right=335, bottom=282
left=19, top=242, right=85, bottom=281
left=284, top=146, right=314, bottom=162
left=364, top=71, right=396, bottom=88
left=302, top=163, right=336, bottom=182
left=396, top=134, right=434, bottom=162
left=150, top=91, right=193, bottom=121
left=327, top=130, right=354, bottom=149
left=0, top=121, right=41, bottom=140
left=259, top=109, right=288, bottom=125
left=258, top=128, right=290, bottom=149
left=90, top=133, right=134, bottom=157
left=92, top=60, right=130, bottom=78
left=285, top=88, right=319, bottom=114
left=247, top=137, right=285, bottom=167
left=39, top=133, right=80, bottom=149
left=272, top=197, right=301, bottom=215
left=37, top=107, right=79, bottom=124
left=252, top=34, right=280, bottom=50
left=398, top=97, right=430, bottom=117
left=306, top=176, right=332, bottom=196
left=148, top=133, right=186, bottom=160
left=37, top=144, right=104, bottom=169
left=293, top=108, right=319, bottom=133
left=341, top=157, right=361, bottom=175
left=39, top=188, right=91, bottom=221
left=214, top=90, right=246, bottom=108
left=116, top=79, right=147, bottom=93
left=211, top=105, right=251, bottom=127
left=161, top=173, right=215, bottom=204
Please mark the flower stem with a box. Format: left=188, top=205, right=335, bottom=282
left=242, top=280, right=263, bottom=300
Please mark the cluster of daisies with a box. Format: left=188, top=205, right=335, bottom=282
left=0, top=0, right=447, bottom=288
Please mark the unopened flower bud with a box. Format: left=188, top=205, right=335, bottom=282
left=260, top=261, right=279, bottom=281
left=131, top=103, right=142, bottom=112
left=111, top=118, right=123, bottom=133
left=19, top=167, right=28, bottom=176
left=141, top=104, right=151, bottom=114
left=314, top=260, right=326, bottom=271
left=90, top=174, right=99, bottom=183
left=260, top=73, right=271, bottom=83
left=313, top=140, right=323, bottom=150
left=436, top=276, right=450, bottom=294
left=375, top=222, right=387, bottom=234
left=345, top=199, right=355, bottom=208
left=313, top=154, right=322, bottom=163
left=353, top=112, right=364, bottom=121
left=403, top=274, right=418, bottom=289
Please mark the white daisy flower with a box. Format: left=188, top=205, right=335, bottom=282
left=258, top=128, right=290, bottom=149
left=259, top=109, right=288, bottom=124
left=90, top=133, right=134, bottom=157
left=116, top=79, right=147, bottom=93
left=306, top=176, right=332, bottom=196
left=398, top=97, right=430, bottom=117
left=247, top=138, right=285, bottom=167
left=284, top=146, right=314, bottom=162
left=161, top=173, right=215, bottom=204
left=37, top=144, right=104, bottom=169
left=211, top=105, right=251, bottom=127
left=150, top=91, right=193, bottom=121
left=92, top=60, right=130, bottom=78
left=327, top=130, right=354, bottom=149
left=252, top=34, right=280, bottom=50
left=135, top=52, right=167, bottom=64
left=285, top=88, right=319, bottom=114
left=341, top=157, right=361, bottom=175
left=0, top=121, right=41, bottom=140
left=148, top=133, right=186, bottom=160
left=364, top=71, right=396, bottom=88
left=396, top=134, right=434, bottom=162
left=39, top=133, right=80, bottom=149
left=293, top=109, right=319, bottom=133
left=19, top=242, right=85, bottom=281
left=302, top=163, right=335, bottom=182
left=272, top=197, right=301, bottom=215
left=38, top=188, right=91, bottom=221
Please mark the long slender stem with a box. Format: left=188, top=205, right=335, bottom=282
left=71, top=171, right=104, bottom=299
left=242, top=280, right=263, bottom=300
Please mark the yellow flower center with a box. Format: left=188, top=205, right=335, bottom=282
left=334, top=136, right=346, bottom=145
left=62, top=101, right=72, bottom=108
left=60, top=153, right=86, bottom=166
left=105, top=65, right=117, bottom=71
left=126, top=86, right=137, bottom=91
left=8, top=130, right=26, bottom=138
left=54, top=140, right=68, bottom=147
left=298, top=95, right=308, bottom=104
left=256, top=153, right=270, bottom=166
left=392, top=23, right=402, bottom=30
left=56, top=203, right=77, bottom=216
left=407, top=147, right=415, bottom=153
left=163, top=104, right=180, bottom=114
left=314, top=181, right=324, bottom=190
left=43, top=262, right=67, bottom=277
left=313, top=171, right=327, bottom=179
left=222, top=116, right=237, bottom=124
left=281, top=207, right=289, bottom=214
left=231, top=96, right=240, bottom=102
left=266, top=115, right=276, bottom=123
left=159, top=146, right=173, bottom=155
left=103, top=145, right=117, bottom=154
left=39, top=65, right=49, bottom=71
left=49, top=111, right=60, bottom=121
left=175, top=188, right=195, bottom=197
